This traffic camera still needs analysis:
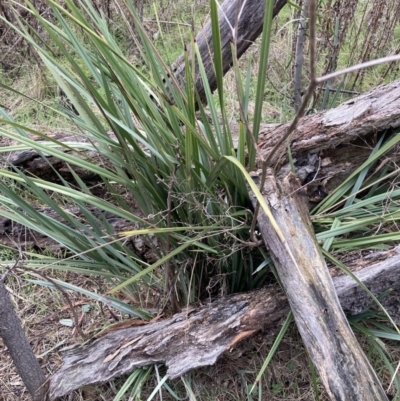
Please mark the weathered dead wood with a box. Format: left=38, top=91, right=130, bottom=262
left=48, top=286, right=287, bottom=399
left=3, top=80, right=400, bottom=200
left=0, top=278, right=48, bottom=401
left=256, top=79, right=400, bottom=202
left=0, top=205, right=161, bottom=264
left=1, top=131, right=106, bottom=183
left=172, top=0, right=287, bottom=105
left=250, top=172, right=389, bottom=400
left=48, top=249, right=400, bottom=400
left=259, top=78, right=400, bottom=163
left=0, top=206, right=134, bottom=249
left=336, top=248, right=400, bottom=318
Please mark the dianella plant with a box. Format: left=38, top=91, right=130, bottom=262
left=0, top=0, right=275, bottom=314
left=2, top=0, right=400, bottom=399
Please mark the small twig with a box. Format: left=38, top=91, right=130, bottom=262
left=316, top=54, right=400, bottom=84
left=143, top=18, right=200, bottom=29
left=154, top=364, right=163, bottom=401
left=318, top=86, right=360, bottom=95
left=71, top=312, right=86, bottom=337
left=0, top=258, right=20, bottom=282
left=0, top=35, right=23, bottom=65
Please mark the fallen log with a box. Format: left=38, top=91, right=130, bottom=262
left=250, top=172, right=389, bottom=400
left=48, top=247, right=400, bottom=399
left=171, top=0, right=287, bottom=105
left=257, top=79, right=400, bottom=204
left=2, top=0, right=397, bottom=398
left=0, top=205, right=137, bottom=250
left=3, top=80, right=400, bottom=202
left=0, top=205, right=161, bottom=263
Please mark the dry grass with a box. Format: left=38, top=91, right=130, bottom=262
left=1, top=264, right=399, bottom=400
left=1, top=0, right=400, bottom=400
left=0, top=267, right=126, bottom=401
left=0, top=269, right=327, bottom=401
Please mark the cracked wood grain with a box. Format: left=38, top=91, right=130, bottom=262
left=47, top=248, right=400, bottom=400
left=250, top=172, right=389, bottom=400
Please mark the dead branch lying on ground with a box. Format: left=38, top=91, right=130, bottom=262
left=48, top=247, right=400, bottom=400
left=0, top=205, right=137, bottom=250
left=0, top=276, right=48, bottom=401
left=255, top=79, right=400, bottom=203
left=250, top=172, right=389, bottom=400
left=3, top=79, right=400, bottom=205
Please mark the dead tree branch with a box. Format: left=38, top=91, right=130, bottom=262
left=48, top=248, right=400, bottom=400
left=171, top=0, right=287, bottom=105
left=250, top=172, right=389, bottom=400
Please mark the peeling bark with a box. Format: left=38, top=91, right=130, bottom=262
left=48, top=249, right=400, bottom=400
left=250, top=172, right=389, bottom=400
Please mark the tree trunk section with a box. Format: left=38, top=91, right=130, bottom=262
left=47, top=248, right=400, bottom=400
left=255, top=79, right=400, bottom=204
left=0, top=279, right=48, bottom=401
left=172, top=0, right=287, bottom=105
left=250, top=172, right=388, bottom=400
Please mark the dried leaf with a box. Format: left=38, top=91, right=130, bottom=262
left=103, top=349, right=121, bottom=364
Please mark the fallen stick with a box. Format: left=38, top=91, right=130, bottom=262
left=48, top=247, right=400, bottom=399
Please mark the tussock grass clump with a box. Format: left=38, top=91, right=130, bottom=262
left=1, top=0, right=400, bottom=400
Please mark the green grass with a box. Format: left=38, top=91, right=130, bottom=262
left=1, top=0, right=400, bottom=400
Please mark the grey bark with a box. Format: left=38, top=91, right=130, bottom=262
left=48, top=248, right=400, bottom=400
left=1, top=1, right=399, bottom=398
left=172, top=0, right=287, bottom=105
left=4, top=80, right=400, bottom=200
left=0, top=278, right=48, bottom=401
left=254, top=79, right=400, bottom=204
left=250, top=172, right=388, bottom=400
